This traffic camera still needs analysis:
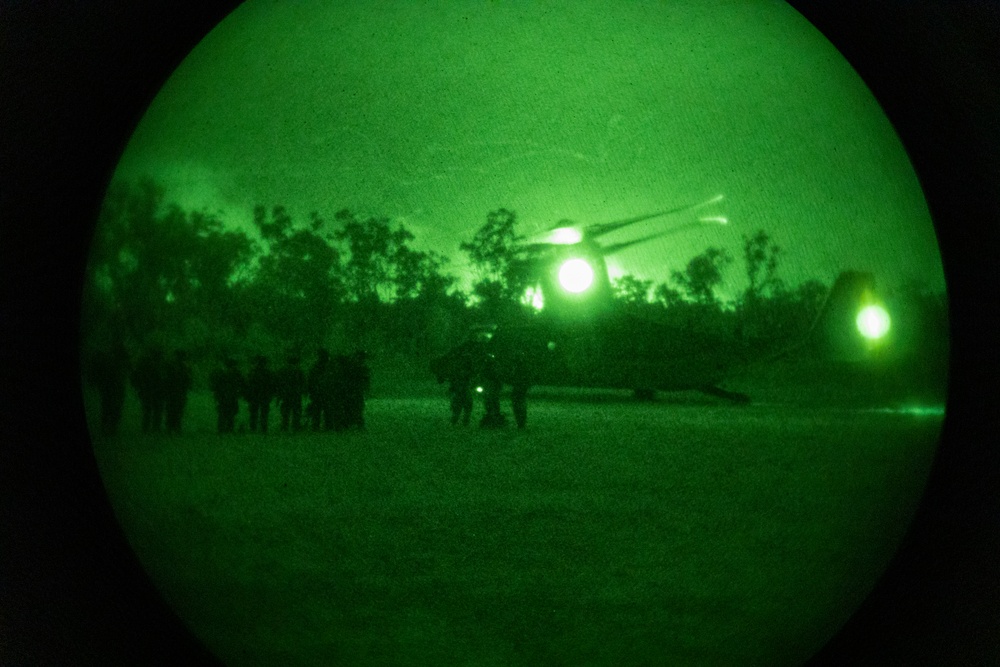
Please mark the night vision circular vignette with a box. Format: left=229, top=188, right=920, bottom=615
left=79, top=2, right=949, bottom=665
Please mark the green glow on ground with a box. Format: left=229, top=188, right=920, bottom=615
left=856, top=304, right=891, bottom=339
left=558, top=258, right=594, bottom=293
left=874, top=405, right=946, bottom=417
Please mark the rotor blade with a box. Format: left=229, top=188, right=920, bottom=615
left=600, top=232, right=672, bottom=255
left=584, top=195, right=724, bottom=240
left=601, top=222, right=706, bottom=255
left=514, top=243, right=550, bottom=257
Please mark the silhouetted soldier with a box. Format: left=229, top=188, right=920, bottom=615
left=432, top=341, right=477, bottom=426
left=209, top=356, right=244, bottom=434
left=508, top=349, right=531, bottom=430
left=132, top=345, right=165, bottom=433
left=163, top=349, right=193, bottom=435
left=341, top=350, right=371, bottom=430
left=329, top=354, right=350, bottom=432
left=246, top=355, right=276, bottom=434
left=85, top=338, right=130, bottom=436
left=479, top=352, right=506, bottom=429
left=307, top=348, right=333, bottom=431
left=275, top=353, right=306, bottom=432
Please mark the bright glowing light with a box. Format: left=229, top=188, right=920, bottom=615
left=522, top=285, right=545, bottom=311
left=558, top=258, right=594, bottom=293
left=476, top=386, right=483, bottom=393
left=874, top=405, right=945, bottom=417
left=699, top=216, right=728, bottom=224
left=856, top=304, right=890, bottom=339
left=551, top=227, right=583, bottom=244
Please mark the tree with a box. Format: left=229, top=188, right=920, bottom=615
left=393, top=245, right=454, bottom=302
left=178, top=209, right=258, bottom=356
left=254, top=203, right=294, bottom=242
left=670, top=247, right=733, bottom=305
left=737, top=230, right=783, bottom=342
left=249, top=206, right=345, bottom=351
left=611, top=274, right=652, bottom=304
left=794, top=279, right=828, bottom=325
left=736, top=278, right=829, bottom=345
left=653, top=282, right=685, bottom=309
left=459, top=208, right=534, bottom=300
left=84, top=179, right=256, bottom=351
left=334, top=209, right=423, bottom=304
left=327, top=209, right=467, bottom=355
left=460, top=208, right=519, bottom=284
left=384, top=244, right=463, bottom=355
left=732, top=231, right=833, bottom=345
left=459, top=208, right=538, bottom=326
left=611, top=274, right=659, bottom=319
left=742, top=230, right=783, bottom=300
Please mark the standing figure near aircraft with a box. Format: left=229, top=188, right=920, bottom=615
left=328, top=354, right=350, bottom=432
left=508, top=348, right=532, bottom=430
left=209, top=356, right=244, bottom=434
left=432, top=340, right=477, bottom=426
left=163, top=349, right=193, bottom=435
left=245, top=354, right=276, bottom=434
left=342, top=350, right=371, bottom=430
left=85, top=338, right=130, bottom=436
left=275, top=353, right=306, bottom=432
left=132, top=345, right=165, bottom=433
left=450, top=345, right=476, bottom=427
left=307, top=348, right=333, bottom=431
left=479, top=352, right=506, bottom=429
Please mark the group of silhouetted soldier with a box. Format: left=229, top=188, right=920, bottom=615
left=86, top=334, right=531, bottom=437
left=84, top=343, right=370, bottom=436
left=207, top=348, right=371, bottom=435
left=132, top=346, right=195, bottom=434
left=431, top=338, right=532, bottom=430
left=84, top=343, right=195, bottom=436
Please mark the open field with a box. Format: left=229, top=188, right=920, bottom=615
left=88, top=388, right=943, bottom=666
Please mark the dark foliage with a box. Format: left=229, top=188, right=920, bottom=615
left=83, top=189, right=946, bottom=379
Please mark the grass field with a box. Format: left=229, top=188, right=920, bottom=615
left=87, top=385, right=944, bottom=666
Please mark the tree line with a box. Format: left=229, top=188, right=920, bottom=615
left=81, top=179, right=945, bottom=373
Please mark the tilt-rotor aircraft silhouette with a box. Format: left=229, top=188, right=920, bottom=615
left=438, top=198, right=891, bottom=404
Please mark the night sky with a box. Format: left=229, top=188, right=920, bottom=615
left=111, top=0, right=946, bottom=296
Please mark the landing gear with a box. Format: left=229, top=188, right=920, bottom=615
left=633, top=388, right=657, bottom=401
left=698, top=385, right=751, bottom=404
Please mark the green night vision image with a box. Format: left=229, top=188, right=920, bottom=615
left=79, top=1, right=949, bottom=665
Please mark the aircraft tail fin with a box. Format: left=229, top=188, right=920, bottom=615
left=799, top=270, right=878, bottom=360
left=759, top=271, right=877, bottom=364
left=813, top=271, right=877, bottom=353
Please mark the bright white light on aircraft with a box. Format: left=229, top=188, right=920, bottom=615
left=551, top=227, right=583, bottom=244
left=856, top=304, right=890, bottom=339
left=558, top=258, right=594, bottom=293
left=522, top=285, right=545, bottom=311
